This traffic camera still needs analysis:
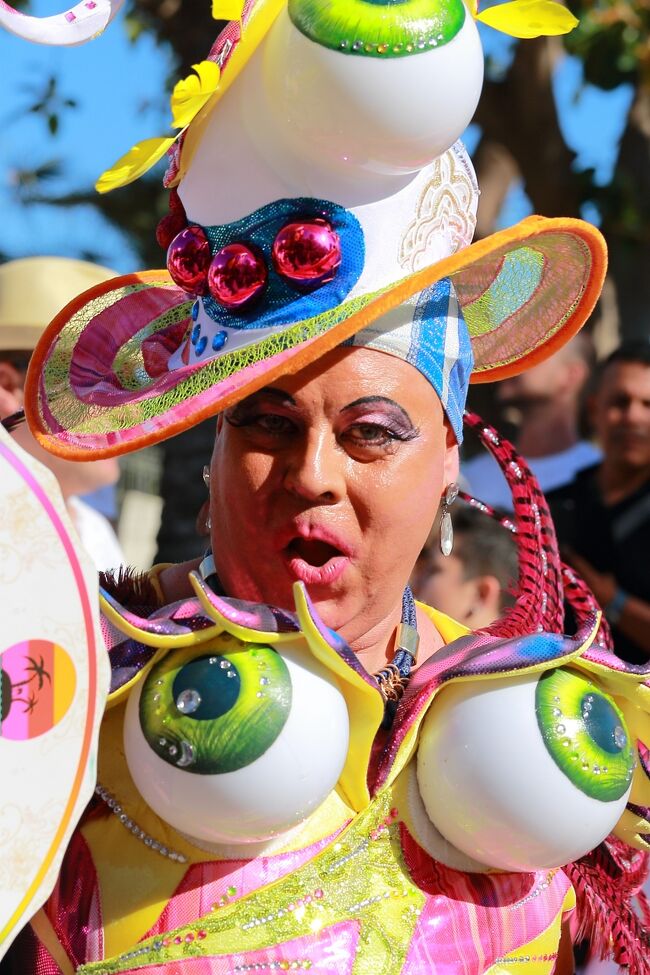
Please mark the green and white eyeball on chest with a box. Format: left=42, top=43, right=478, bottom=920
left=121, top=581, right=384, bottom=847
left=240, top=0, right=483, bottom=185
left=122, top=579, right=640, bottom=869
left=416, top=664, right=637, bottom=871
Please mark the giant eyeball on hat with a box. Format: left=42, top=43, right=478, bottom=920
left=1, top=1, right=649, bottom=972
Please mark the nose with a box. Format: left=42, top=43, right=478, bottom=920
left=623, top=398, right=649, bottom=426
left=283, top=429, right=345, bottom=504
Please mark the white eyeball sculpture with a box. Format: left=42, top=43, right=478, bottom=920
left=243, top=0, right=484, bottom=182
left=120, top=581, right=366, bottom=847
left=416, top=654, right=638, bottom=872
left=180, top=0, right=484, bottom=219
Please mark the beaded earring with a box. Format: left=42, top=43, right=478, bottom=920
left=440, top=482, right=459, bottom=557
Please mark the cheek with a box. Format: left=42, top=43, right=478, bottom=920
left=403, top=441, right=447, bottom=522
left=356, top=445, right=444, bottom=559
left=211, top=436, right=274, bottom=536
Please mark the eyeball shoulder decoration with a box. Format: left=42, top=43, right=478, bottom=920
left=415, top=631, right=643, bottom=873
left=111, top=579, right=384, bottom=847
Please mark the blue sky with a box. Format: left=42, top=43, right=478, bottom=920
left=0, top=0, right=171, bottom=271
left=0, top=4, right=635, bottom=272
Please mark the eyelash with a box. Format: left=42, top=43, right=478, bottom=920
left=344, top=422, right=418, bottom=446
left=225, top=413, right=419, bottom=447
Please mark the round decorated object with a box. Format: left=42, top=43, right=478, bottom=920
left=123, top=637, right=350, bottom=845
left=250, top=4, right=484, bottom=181
left=207, top=243, right=268, bottom=309
left=166, top=225, right=211, bottom=295
left=272, top=219, right=342, bottom=285
left=416, top=667, right=634, bottom=872
left=0, top=427, right=108, bottom=957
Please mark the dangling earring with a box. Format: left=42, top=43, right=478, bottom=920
left=440, top=482, right=459, bottom=557
left=202, top=466, right=212, bottom=531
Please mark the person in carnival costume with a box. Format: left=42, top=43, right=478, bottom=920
left=0, top=1, right=649, bottom=973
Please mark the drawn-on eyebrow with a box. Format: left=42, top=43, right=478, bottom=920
left=340, top=396, right=415, bottom=427
left=252, top=386, right=296, bottom=404
left=230, top=387, right=297, bottom=413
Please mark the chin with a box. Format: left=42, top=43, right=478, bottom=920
left=304, top=591, right=347, bottom=630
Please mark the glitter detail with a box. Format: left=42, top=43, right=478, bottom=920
left=176, top=688, right=202, bottom=714
left=80, top=776, right=569, bottom=975
left=495, top=954, right=558, bottom=965
left=94, top=784, right=188, bottom=863
left=234, top=964, right=312, bottom=972
left=241, top=888, right=325, bottom=931
left=347, top=891, right=392, bottom=913
left=508, top=872, right=557, bottom=910
left=176, top=740, right=195, bottom=768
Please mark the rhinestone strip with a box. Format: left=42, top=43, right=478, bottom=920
left=95, top=784, right=188, bottom=863
left=494, top=953, right=558, bottom=965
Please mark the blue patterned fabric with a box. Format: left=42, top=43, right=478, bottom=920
left=346, top=277, right=474, bottom=443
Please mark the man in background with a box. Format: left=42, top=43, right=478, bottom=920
left=463, top=334, right=600, bottom=509
left=411, top=504, right=518, bottom=629
left=548, top=341, right=650, bottom=665
left=0, top=256, right=124, bottom=571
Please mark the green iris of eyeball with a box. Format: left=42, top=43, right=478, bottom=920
left=289, top=0, right=467, bottom=58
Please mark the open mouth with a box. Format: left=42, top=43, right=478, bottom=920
left=285, top=537, right=343, bottom=567
left=281, top=535, right=351, bottom=586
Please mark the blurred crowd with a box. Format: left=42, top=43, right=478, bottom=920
left=1, top=256, right=649, bottom=666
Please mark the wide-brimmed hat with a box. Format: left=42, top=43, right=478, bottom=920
left=23, top=0, right=605, bottom=459
left=0, top=257, right=115, bottom=352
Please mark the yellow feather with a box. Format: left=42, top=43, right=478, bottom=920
left=476, top=0, right=578, bottom=38
left=95, top=136, right=176, bottom=194
left=212, top=0, right=246, bottom=20
left=170, top=61, right=221, bottom=129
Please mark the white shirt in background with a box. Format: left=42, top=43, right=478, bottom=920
left=67, top=496, right=125, bottom=572
left=461, top=441, right=603, bottom=511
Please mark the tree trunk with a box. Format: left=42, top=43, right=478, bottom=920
left=602, top=84, right=650, bottom=340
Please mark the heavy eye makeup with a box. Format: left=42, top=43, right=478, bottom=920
left=338, top=396, right=420, bottom=452
left=225, top=391, right=300, bottom=442
left=224, top=390, right=420, bottom=452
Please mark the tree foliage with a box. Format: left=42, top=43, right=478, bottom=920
left=10, top=0, right=650, bottom=338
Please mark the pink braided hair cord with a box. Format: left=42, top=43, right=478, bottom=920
left=461, top=411, right=648, bottom=975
